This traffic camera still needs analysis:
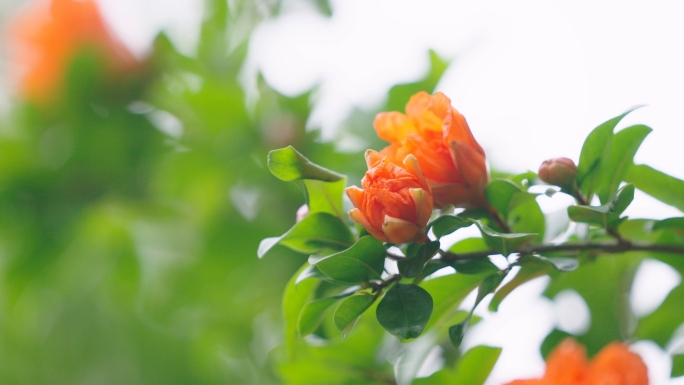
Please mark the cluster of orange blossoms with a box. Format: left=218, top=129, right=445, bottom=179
left=346, top=91, right=488, bottom=243
left=506, top=339, right=648, bottom=385
left=6, top=0, right=138, bottom=103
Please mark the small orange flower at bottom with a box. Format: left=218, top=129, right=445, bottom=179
left=346, top=150, right=433, bottom=244
left=505, top=338, right=648, bottom=385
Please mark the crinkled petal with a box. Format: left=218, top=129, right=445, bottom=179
left=364, top=149, right=384, bottom=169
left=587, top=343, right=648, bottom=385
left=349, top=208, right=387, bottom=242
left=382, top=215, right=422, bottom=244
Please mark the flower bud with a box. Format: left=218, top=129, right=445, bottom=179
left=346, top=151, right=433, bottom=244
left=538, top=157, right=577, bottom=187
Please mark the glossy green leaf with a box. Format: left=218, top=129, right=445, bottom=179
left=268, top=146, right=344, bottom=182
left=376, top=284, right=433, bottom=339
left=489, top=256, right=553, bottom=312
left=298, top=295, right=345, bottom=336
left=537, top=255, right=580, bottom=272
left=309, top=236, right=386, bottom=284
left=472, top=220, right=537, bottom=256
left=397, top=241, right=441, bottom=278
left=295, top=264, right=328, bottom=285
left=258, top=212, right=355, bottom=258
left=333, top=294, right=377, bottom=337
left=430, top=215, right=472, bottom=238
left=385, top=50, right=449, bottom=112
left=625, top=164, right=684, bottom=212
left=567, top=184, right=634, bottom=227
left=653, top=217, right=684, bottom=232
left=449, top=320, right=469, bottom=348
left=672, top=354, right=684, bottom=377
left=448, top=237, right=489, bottom=253
left=577, top=108, right=639, bottom=197
left=596, top=124, right=652, bottom=204
left=449, top=257, right=499, bottom=275
left=484, top=179, right=523, bottom=216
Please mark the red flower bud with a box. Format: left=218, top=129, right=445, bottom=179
left=373, top=91, right=488, bottom=209
left=538, top=157, right=577, bottom=187
left=346, top=150, right=433, bottom=244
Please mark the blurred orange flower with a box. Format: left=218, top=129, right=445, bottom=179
left=505, top=338, right=648, bottom=385
left=346, top=150, right=433, bottom=244
left=6, top=0, right=138, bottom=102
left=374, top=91, right=488, bottom=209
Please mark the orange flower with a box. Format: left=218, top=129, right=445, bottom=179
left=6, top=0, right=138, bottom=102
left=374, top=91, right=488, bottom=209
left=505, top=339, right=648, bottom=385
left=346, top=150, right=433, bottom=244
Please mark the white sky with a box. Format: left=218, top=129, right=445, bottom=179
left=4, top=0, right=682, bottom=383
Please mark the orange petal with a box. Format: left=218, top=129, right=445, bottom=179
left=345, top=186, right=365, bottom=209
left=374, top=112, right=416, bottom=143
left=382, top=215, right=421, bottom=244
left=444, top=109, right=485, bottom=156
left=544, top=339, right=589, bottom=383
left=587, top=343, right=648, bottom=385
left=449, top=140, right=489, bottom=191
left=402, top=154, right=430, bottom=191
left=409, top=188, right=433, bottom=226
left=364, top=149, right=384, bottom=169
left=349, top=208, right=387, bottom=242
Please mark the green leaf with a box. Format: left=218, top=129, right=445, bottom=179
left=544, top=255, right=642, bottom=356
left=397, top=241, right=441, bottom=278
left=422, top=273, right=488, bottom=330
left=653, top=217, right=684, bottom=232
left=298, top=295, right=347, bottom=336
left=451, top=345, right=502, bottom=385
left=448, top=320, right=469, bottom=348
left=283, top=264, right=321, bottom=356
left=268, top=146, right=344, bottom=182
left=309, top=236, right=386, bottom=284
left=536, top=256, right=579, bottom=272
left=295, top=264, right=328, bottom=286
left=624, top=164, right=684, bottom=212
left=258, top=212, right=355, bottom=258
left=489, top=256, right=554, bottom=312
left=449, top=257, right=499, bottom=275
left=577, top=107, right=640, bottom=198
left=596, top=124, right=652, bottom=203
left=376, top=284, right=433, bottom=339
left=472, top=220, right=537, bottom=256
left=507, top=192, right=545, bottom=241
left=267, top=146, right=347, bottom=218
left=430, top=215, right=472, bottom=238
left=448, top=273, right=505, bottom=347
left=672, top=354, right=684, bottom=377
left=567, top=184, right=635, bottom=227
left=635, top=283, right=684, bottom=348
left=333, top=294, right=377, bottom=337
left=484, top=179, right=523, bottom=216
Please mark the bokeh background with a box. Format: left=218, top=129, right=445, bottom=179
left=0, top=0, right=682, bottom=384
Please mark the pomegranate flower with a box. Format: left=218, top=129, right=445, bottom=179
left=346, top=150, right=433, bottom=244
left=505, top=338, right=648, bottom=385
left=374, top=91, right=488, bottom=209
left=6, top=0, right=139, bottom=102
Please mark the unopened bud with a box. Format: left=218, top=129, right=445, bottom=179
left=538, top=157, right=577, bottom=187
left=296, top=204, right=309, bottom=222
